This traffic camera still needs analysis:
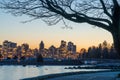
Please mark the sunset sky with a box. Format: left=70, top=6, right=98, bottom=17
left=0, top=10, right=113, bottom=51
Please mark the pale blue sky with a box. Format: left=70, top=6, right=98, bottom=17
left=0, top=10, right=113, bottom=51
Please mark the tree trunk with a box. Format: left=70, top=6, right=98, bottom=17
left=112, top=32, right=120, bottom=57
left=111, top=5, right=120, bottom=57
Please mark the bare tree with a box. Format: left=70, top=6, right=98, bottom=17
left=0, top=0, right=120, bottom=56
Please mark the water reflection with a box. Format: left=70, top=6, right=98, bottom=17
left=0, top=66, right=107, bottom=80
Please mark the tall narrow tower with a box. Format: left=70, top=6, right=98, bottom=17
left=39, top=41, right=44, bottom=51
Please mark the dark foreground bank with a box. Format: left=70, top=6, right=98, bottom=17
left=21, top=69, right=120, bottom=80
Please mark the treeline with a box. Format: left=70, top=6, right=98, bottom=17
left=79, top=41, right=119, bottom=59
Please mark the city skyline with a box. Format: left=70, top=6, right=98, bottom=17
left=0, top=10, right=113, bottom=51
left=0, top=40, right=76, bottom=51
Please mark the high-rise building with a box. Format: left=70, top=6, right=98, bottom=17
left=73, top=45, right=76, bottom=54
left=49, top=45, right=56, bottom=54
left=60, top=40, right=66, bottom=48
left=59, top=40, right=67, bottom=54
left=0, top=45, right=2, bottom=52
left=0, top=45, right=2, bottom=48
left=3, top=40, right=17, bottom=49
left=21, top=43, right=29, bottom=52
left=3, top=40, right=9, bottom=49
left=67, top=41, right=76, bottom=54
left=39, top=41, right=44, bottom=51
left=67, top=42, right=73, bottom=51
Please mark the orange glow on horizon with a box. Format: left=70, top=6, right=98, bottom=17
left=22, top=40, right=113, bottom=52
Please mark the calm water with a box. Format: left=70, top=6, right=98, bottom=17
left=0, top=65, right=107, bottom=80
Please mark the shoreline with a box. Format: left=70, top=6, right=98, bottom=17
left=0, top=59, right=83, bottom=66
left=21, top=69, right=120, bottom=80
left=1, top=61, right=120, bottom=70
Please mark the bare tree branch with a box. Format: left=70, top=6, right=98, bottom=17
left=112, top=0, right=119, bottom=7
left=99, top=0, right=113, bottom=20
left=1, top=0, right=120, bottom=55
left=0, top=0, right=116, bottom=32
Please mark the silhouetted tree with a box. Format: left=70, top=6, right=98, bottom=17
left=13, top=55, right=18, bottom=60
left=1, top=0, right=120, bottom=56
left=87, top=46, right=100, bottom=59
left=102, top=47, right=109, bottom=58
left=85, top=41, right=117, bottom=59
left=101, top=41, right=109, bottom=58
left=98, top=44, right=102, bottom=58
left=87, top=47, right=92, bottom=58
left=37, top=53, right=43, bottom=62
left=80, top=48, right=87, bottom=59
left=20, top=56, right=26, bottom=60
left=7, top=57, right=11, bottom=60
left=0, top=54, right=3, bottom=61
left=103, top=40, right=108, bottom=48
left=109, top=44, right=119, bottom=59
left=95, top=47, right=101, bottom=58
